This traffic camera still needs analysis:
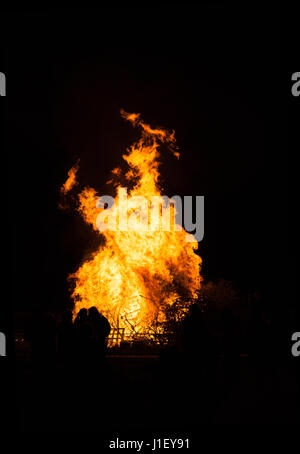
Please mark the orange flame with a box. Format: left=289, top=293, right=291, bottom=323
left=61, top=159, right=80, bottom=194
left=67, top=112, right=202, bottom=338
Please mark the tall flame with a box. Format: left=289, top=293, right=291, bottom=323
left=67, top=111, right=202, bottom=338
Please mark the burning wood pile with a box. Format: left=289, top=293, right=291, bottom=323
left=60, top=111, right=202, bottom=344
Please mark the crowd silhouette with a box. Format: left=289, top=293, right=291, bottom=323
left=25, top=306, right=111, bottom=368
left=18, top=298, right=299, bottom=429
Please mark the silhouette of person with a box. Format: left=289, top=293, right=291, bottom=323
left=87, top=306, right=111, bottom=356
left=180, top=303, right=216, bottom=423
left=25, top=311, right=56, bottom=366
left=57, top=310, right=75, bottom=363
left=73, top=308, right=93, bottom=361
left=221, top=307, right=240, bottom=390
left=182, top=303, right=211, bottom=359
left=74, top=308, right=88, bottom=328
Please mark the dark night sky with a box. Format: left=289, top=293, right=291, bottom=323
left=4, top=6, right=287, bottom=312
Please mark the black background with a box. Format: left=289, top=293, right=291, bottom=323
left=3, top=5, right=287, bottom=311
left=0, top=4, right=294, bottom=431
